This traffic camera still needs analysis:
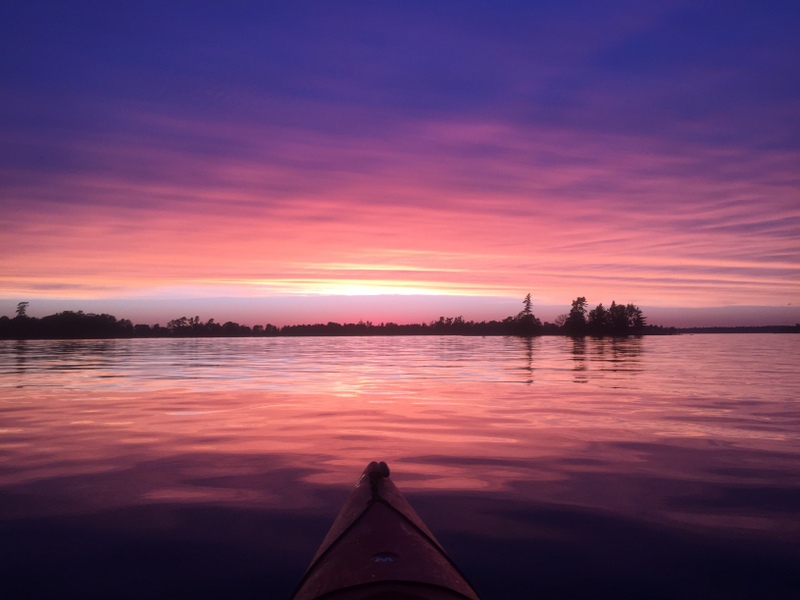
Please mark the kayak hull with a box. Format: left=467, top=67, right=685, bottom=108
left=291, top=462, right=480, bottom=600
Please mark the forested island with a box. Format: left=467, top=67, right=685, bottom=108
left=1, top=297, right=797, bottom=340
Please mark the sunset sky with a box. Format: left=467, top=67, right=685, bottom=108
left=2, top=1, right=798, bottom=327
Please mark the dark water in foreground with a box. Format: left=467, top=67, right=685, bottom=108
left=1, top=334, right=798, bottom=599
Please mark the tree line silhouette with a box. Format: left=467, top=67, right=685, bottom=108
left=0, top=296, right=684, bottom=340
left=562, top=296, right=647, bottom=337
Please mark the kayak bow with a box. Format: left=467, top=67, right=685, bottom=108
left=291, top=461, right=481, bottom=600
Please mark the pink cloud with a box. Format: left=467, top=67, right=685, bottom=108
left=2, top=107, right=798, bottom=318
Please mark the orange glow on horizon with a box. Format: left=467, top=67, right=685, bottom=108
left=2, top=116, right=798, bottom=321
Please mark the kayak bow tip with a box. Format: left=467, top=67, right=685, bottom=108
left=366, top=461, right=391, bottom=497
left=366, top=460, right=391, bottom=479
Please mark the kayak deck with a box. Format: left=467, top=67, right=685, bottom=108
left=291, top=462, right=480, bottom=600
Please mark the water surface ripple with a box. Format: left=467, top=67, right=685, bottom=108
left=1, top=335, right=798, bottom=598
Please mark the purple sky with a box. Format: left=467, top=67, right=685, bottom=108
left=1, top=1, right=799, bottom=327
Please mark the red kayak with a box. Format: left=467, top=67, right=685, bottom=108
left=291, top=461, right=481, bottom=600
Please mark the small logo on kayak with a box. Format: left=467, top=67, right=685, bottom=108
left=370, top=552, right=398, bottom=564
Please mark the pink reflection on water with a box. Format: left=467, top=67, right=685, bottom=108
left=1, top=335, right=798, bottom=544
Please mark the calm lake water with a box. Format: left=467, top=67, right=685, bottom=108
left=1, top=334, right=799, bottom=599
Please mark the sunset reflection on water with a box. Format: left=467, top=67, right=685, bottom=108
left=1, top=335, right=799, bottom=598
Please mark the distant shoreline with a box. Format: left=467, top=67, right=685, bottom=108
left=0, top=325, right=797, bottom=341
left=2, top=301, right=798, bottom=340
left=671, top=326, right=799, bottom=334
